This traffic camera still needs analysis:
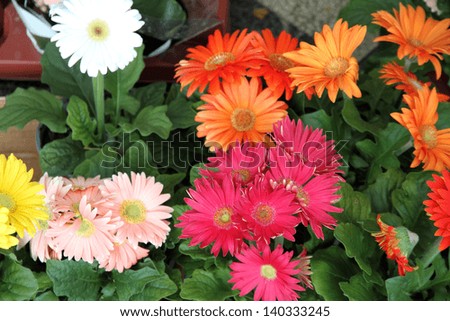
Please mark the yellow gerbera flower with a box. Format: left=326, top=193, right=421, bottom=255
left=0, top=154, right=47, bottom=237
left=0, top=207, right=18, bottom=250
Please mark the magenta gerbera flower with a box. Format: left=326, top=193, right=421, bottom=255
left=202, top=142, right=268, bottom=186
left=229, top=245, right=304, bottom=301
left=267, top=148, right=342, bottom=239
left=236, top=179, right=299, bottom=246
left=47, top=195, right=119, bottom=263
left=272, top=117, right=342, bottom=176
left=176, top=176, right=247, bottom=257
left=99, top=239, right=149, bottom=273
left=101, top=172, right=173, bottom=248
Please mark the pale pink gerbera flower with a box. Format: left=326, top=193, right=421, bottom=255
left=47, top=196, right=119, bottom=263
left=267, top=148, right=342, bottom=239
left=202, top=142, right=268, bottom=186
left=63, top=175, right=102, bottom=191
left=230, top=245, right=304, bottom=301
left=101, top=172, right=172, bottom=248
left=272, top=117, right=342, bottom=176
left=56, top=182, right=107, bottom=215
left=99, top=239, right=149, bottom=272
left=236, top=179, right=299, bottom=246
left=176, top=176, right=248, bottom=257
left=39, top=173, right=72, bottom=213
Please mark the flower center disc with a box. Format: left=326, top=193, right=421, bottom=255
left=204, top=52, right=236, bottom=71
left=420, top=125, right=438, bottom=148
left=76, top=219, right=95, bottom=237
left=260, top=264, right=277, bottom=280
left=269, top=53, right=294, bottom=71
left=231, top=108, right=256, bottom=132
left=232, top=169, right=252, bottom=184
left=213, top=207, right=233, bottom=229
left=0, top=193, right=16, bottom=212
left=87, top=19, right=110, bottom=41
left=253, top=204, right=275, bottom=226
left=324, top=57, right=349, bottom=77
left=296, top=187, right=310, bottom=207
left=121, top=200, right=147, bottom=224
left=409, top=38, right=423, bottom=47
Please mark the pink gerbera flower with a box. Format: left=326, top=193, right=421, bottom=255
left=229, top=245, right=304, bottom=301
left=236, top=179, right=299, bottom=246
left=267, top=148, right=342, bottom=239
left=29, top=226, right=62, bottom=262
left=47, top=195, right=119, bottom=263
left=272, top=117, right=342, bottom=176
left=202, top=142, right=267, bottom=186
left=63, top=175, right=102, bottom=191
left=56, top=183, right=107, bottom=215
left=101, top=172, right=172, bottom=247
left=39, top=173, right=71, bottom=214
left=296, top=247, right=313, bottom=290
left=99, top=239, right=149, bottom=272
left=176, top=176, right=247, bottom=257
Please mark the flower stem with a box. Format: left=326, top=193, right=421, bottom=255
left=93, top=74, right=105, bottom=140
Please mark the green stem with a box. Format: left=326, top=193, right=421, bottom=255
left=115, top=72, right=121, bottom=125
left=93, top=74, right=105, bottom=140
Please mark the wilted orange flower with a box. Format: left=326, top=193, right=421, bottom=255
left=372, top=4, right=450, bottom=79
left=380, top=62, right=449, bottom=102
left=284, top=19, right=366, bottom=103
left=391, top=87, right=450, bottom=172
left=424, top=170, right=450, bottom=251
left=372, top=215, right=416, bottom=276
left=174, top=29, right=264, bottom=97
left=195, top=77, right=288, bottom=151
left=249, top=29, right=298, bottom=100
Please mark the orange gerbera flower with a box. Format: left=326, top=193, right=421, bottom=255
left=424, top=170, right=450, bottom=251
left=195, top=77, right=288, bottom=151
left=174, top=29, right=264, bottom=97
left=283, top=19, right=366, bottom=103
left=372, top=4, right=450, bottom=79
left=391, top=87, right=450, bottom=172
left=372, top=215, right=416, bottom=276
left=249, top=29, right=298, bottom=100
left=380, top=62, right=449, bottom=102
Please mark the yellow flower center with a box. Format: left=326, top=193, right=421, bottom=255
left=324, top=57, right=349, bottom=77
left=269, top=53, right=294, bottom=71
left=213, top=207, right=233, bottom=229
left=420, top=125, right=438, bottom=148
left=296, top=187, right=310, bottom=207
left=0, top=193, right=16, bottom=212
left=409, top=38, right=423, bottom=47
left=260, top=264, right=277, bottom=280
left=87, top=19, right=110, bottom=41
left=253, top=204, right=275, bottom=226
left=204, top=52, right=236, bottom=71
left=231, top=108, right=256, bottom=132
left=232, top=169, right=252, bottom=184
left=120, top=200, right=147, bottom=224
left=76, top=219, right=95, bottom=237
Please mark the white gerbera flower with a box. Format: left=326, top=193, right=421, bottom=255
left=50, top=0, right=144, bottom=77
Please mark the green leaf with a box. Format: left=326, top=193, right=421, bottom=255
left=180, top=268, right=236, bottom=301
left=166, top=205, right=189, bottom=248
left=105, top=46, right=145, bottom=97
left=113, top=266, right=177, bottom=301
left=133, top=82, right=167, bottom=108
left=364, top=169, right=405, bottom=213
left=334, top=223, right=379, bottom=275
left=39, top=137, right=85, bottom=176
left=35, top=272, right=53, bottom=292
left=311, top=246, right=359, bottom=300
left=73, top=146, right=119, bottom=178
left=157, top=172, right=186, bottom=195
left=34, top=291, right=59, bottom=301
left=300, top=109, right=333, bottom=132
left=179, top=241, right=213, bottom=261
left=0, top=88, right=67, bottom=133
left=134, top=0, right=187, bottom=40
left=340, top=273, right=381, bottom=300
left=46, top=260, right=102, bottom=300
left=121, top=105, right=172, bottom=138
left=66, top=96, right=97, bottom=146
left=167, top=98, right=197, bottom=129
left=335, top=182, right=372, bottom=224
left=41, top=41, right=94, bottom=108
left=120, top=140, right=159, bottom=176
left=385, top=266, right=434, bottom=300
left=342, top=98, right=381, bottom=136
left=189, top=163, right=207, bottom=185
left=0, top=256, right=38, bottom=300
left=356, top=122, right=410, bottom=182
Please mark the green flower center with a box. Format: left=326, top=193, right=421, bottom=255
left=120, top=200, right=147, bottom=224
left=232, top=169, right=252, bottom=184
left=76, top=219, right=95, bottom=237
left=296, top=187, right=310, bottom=207
left=253, top=204, right=275, bottom=226
left=260, top=264, right=277, bottom=280
left=420, top=125, right=438, bottom=149
left=87, top=19, right=110, bottom=41
left=0, top=193, right=16, bottom=212
left=213, top=207, right=233, bottom=229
